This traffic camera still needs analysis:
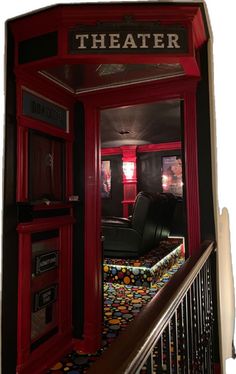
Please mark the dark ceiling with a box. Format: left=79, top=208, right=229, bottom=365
left=40, top=63, right=182, bottom=148
left=101, top=99, right=181, bottom=148
left=40, top=63, right=184, bottom=94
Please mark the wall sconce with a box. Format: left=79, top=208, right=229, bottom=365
left=123, top=161, right=135, bottom=180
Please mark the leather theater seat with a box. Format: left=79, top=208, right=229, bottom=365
left=102, top=191, right=176, bottom=259
left=160, top=192, right=178, bottom=239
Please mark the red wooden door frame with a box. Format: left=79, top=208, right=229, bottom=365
left=79, top=75, right=200, bottom=352
left=82, top=74, right=200, bottom=250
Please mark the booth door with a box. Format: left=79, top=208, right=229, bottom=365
left=15, top=87, right=75, bottom=374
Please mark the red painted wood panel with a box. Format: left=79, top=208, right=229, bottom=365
left=74, top=100, right=103, bottom=353
left=183, top=89, right=201, bottom=255
left=17, top=216, right=74, bottom=374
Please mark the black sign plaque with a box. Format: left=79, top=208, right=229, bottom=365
left=33, top=284, right=58, bottom=312
left=23, top=90, right=68, bottom=131
left=35, top=251, right=59, bottom=275
left=69, top=18, right=188, bottom=54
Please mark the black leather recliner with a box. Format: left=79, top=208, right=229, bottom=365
left=102, top=191, right=175, bottom=259
left=159, top=193, right=178, bottom=240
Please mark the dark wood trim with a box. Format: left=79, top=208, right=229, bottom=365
left=2, top=25, right=18, bottom=374
left=72, top=102, right=85, bottom=339
left=196, top=44, right=216, bottom=241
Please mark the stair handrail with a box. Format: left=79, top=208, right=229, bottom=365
left=88, top=240, right=215, bottom=374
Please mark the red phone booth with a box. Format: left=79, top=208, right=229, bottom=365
left=3, top=3, right=218, bottom=374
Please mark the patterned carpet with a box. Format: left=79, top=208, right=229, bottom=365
left=104, top=239, right=183, bottom=286
left=48, top=241, right=185, bottom=373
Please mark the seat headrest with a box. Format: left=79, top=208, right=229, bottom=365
left=131, top=191, right=155, bottom=233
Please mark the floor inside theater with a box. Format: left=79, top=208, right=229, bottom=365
left=48, top=238, right=185, bottom=373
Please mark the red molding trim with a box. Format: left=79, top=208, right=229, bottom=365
left=78, top=75, right=198, bottom=103
left=18, top=116, right=74, bottom=142
left=17, top=216, right=75, bottom=232
left=192, top=7, right=208, bottom=49
left=101, top=147, right=122, bottom=156
left=138, top=141, right=181, bottom=153
left=33, top=203, right=72, bottom=211
left=17, top=72, right=75, bottom=109
left=80, top=101, right=103, bottom=352
left=122, top=180, right=137, bottom=185
left=66, top=140, right=73, bottom=198
left=17, top=126, right=28, bottom=201
left=101, top=142, right=181, bottom=156
left=10, top=5, right=205, bottom=40
left=183, top=90, right=201, bottom=255
left=121, top=145, right=137, bottom=157
left=121, top=146, right=137, bottom=215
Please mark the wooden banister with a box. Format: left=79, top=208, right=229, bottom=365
left=88, top=240, right=216, bottom=374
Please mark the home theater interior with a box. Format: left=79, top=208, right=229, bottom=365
left=2, top=2, right=227, bottom=373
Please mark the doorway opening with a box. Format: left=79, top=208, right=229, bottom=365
left=67, top=97, right=187, bottom=372
left=100, top=97, right=187, bottom=277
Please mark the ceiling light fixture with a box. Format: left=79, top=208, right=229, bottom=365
left=97, top=64, right=126, bottom=76
left=118, top=130, right=130, bottom=135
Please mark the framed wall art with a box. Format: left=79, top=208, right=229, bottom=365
left=101, top=160, right=111, bottom=198
left=162, top=155, right=183, bottom=197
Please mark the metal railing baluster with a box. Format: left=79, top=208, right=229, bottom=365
left=165, top=323, right=172, bottom=373
left=156, top=334, right=164, bottom=374
left=187, top=287, right=193, bottom=373
left=183, top=295, right=190, bottom=373
left=146, top=351, right=154, bottom=374
left=172, top=312, right=179, bottom=374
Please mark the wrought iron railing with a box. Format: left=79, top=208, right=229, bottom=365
left=89, top=241, right=219, bottom=374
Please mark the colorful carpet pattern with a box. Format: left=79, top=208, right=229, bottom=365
left=104, top=238, right=183, bottom=286
left=48, top=240, right=185, bottom=373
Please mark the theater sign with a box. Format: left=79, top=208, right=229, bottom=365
left=69, top=19, right=188, bottom=53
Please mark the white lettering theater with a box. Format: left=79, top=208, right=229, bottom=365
left=73, top=32, right=182, bottom=50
